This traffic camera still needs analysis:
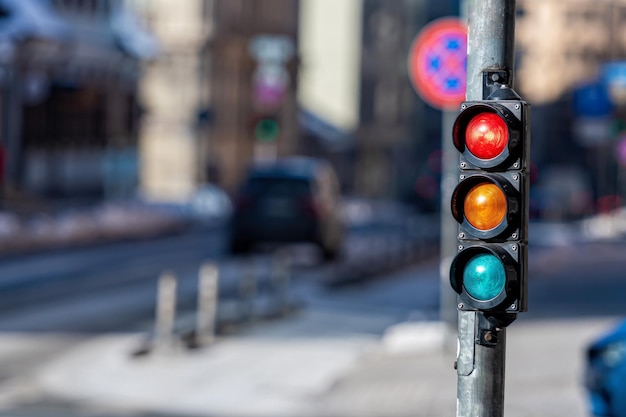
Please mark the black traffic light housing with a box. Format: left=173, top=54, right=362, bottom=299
left=449, top=87, right=530, bottom=318
left=450, top=172, right=522, bottom=241
left=450, top=244, right=521, bottom=312
left=453, top=101, right=525, bottom=171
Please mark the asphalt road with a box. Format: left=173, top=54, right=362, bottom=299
left=527, top=239, right=626, bottom=320
left=0, top=217, right=621, bottom=333
left=0, top=209, right=436, bottom=333
left=0, top=227, right=229, bottom=332
left=1, top=219, right=625, bottom=416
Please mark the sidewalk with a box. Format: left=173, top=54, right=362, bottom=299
left=0, top=259, right=618, bottom=417
left=0, top=201, right=188, bottom=256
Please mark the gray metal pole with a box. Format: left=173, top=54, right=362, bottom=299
left=466, top=0, right=517, bottom=101
left=456, top=1, right=517, bottom=417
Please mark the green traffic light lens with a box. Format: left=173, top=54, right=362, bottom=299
left=255, top=118, right=280, bottom=142
left=463, top=253, right=506, bottom=301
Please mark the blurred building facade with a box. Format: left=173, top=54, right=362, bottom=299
left=111, top=0, right=626, bottom=213
left=0, top=0, right=154, bottom=203
left=517, top=0, right=626, bottom=105
left=133, top=0, right=301, bottom=199
left=298, top=0, right=457, bottom=205
left=296, top=0, right=361, bottom=191
left=299, top=0, right=626, bottom=209
left=516, top=0, right=626, bottom=215
left=137, top=0, right=454, bottom=203
left=298, top=0, right=362, bottom=135
left=5, top=0, right=625, bottom=218
left=132, top=0, right=213, bottom=202
left=355, top=0, right=430, bottom=199
left=208, top=0, right=300, bottom=191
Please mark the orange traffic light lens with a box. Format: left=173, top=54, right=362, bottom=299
left=465, top=113, right=508, bottom=160
left=464, top=183, right=507, bottom=230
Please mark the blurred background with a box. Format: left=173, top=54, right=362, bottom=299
left=0, top=1, right=626, bottom=417
left=0, top=0, right=622, bottom=223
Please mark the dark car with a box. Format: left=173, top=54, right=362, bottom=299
left=229, top=157, right=344, bottom=261
left=585, top=319, right=626, bottom=417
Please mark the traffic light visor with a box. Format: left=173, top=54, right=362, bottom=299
left=453, top=102, right=524, bottom=170
left=451, top=174, right=517, bottom=239
left=465, top=112, right=508, bottom=160
left=463, top=253, right=506, bottom=301
left=450, top=245, right=521, bottom=311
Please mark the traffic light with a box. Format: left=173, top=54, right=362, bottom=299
left=449, top=92, right=529, bottom=317
left=252, top=114, right=280, bottom=143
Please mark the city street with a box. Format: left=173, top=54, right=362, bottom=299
left=0, top=217, right=622, bottom=416
left=0, top=1, right=621, bottom=416
left=0, top=201, right=434, bottom=333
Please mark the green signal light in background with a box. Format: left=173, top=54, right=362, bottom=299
left=462, top=253, right=506, bottom=301
left=254, top=118, right=280, bottom=142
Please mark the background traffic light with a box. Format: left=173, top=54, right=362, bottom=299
left=251, top=114, right=280, bottom=142
left=449, top=95, right=530, bottom=315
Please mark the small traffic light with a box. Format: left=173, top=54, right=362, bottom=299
left=253, top=115, right=280, bottom=142
left=449, top=92, right=529, bottom=316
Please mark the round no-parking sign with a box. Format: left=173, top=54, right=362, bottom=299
left=408, top=18, right=467, bottom=110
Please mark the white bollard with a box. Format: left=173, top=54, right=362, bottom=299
left=238, top=257, right=257, bottom=321
left=196, top=263, right=219, bottom=346
left=154, top=271, right=178, bottom=352
left=271, top=249, right=291, bottom=315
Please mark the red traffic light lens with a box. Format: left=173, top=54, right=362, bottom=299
left=465, top=113, right=508, bottom=160
left=463, top=182, right=507, bottom=231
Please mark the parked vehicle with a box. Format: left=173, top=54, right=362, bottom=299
left=585, top=319, right=626, bottom=417
left=230, top=157, right=344, bottom=261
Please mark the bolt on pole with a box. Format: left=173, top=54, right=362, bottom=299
left=456, top=1, right=517, bottom=417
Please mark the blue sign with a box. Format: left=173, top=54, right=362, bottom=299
left=602, top=62, right=626, bottom=106
left=572, top=81, right=613, bottom=118
left=602, top=62, right=626, bottom=87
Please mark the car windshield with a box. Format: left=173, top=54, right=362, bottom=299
left=244, top=177, right=312, bottom=198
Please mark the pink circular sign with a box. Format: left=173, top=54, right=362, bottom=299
left=408, top=18, right=467, bottom=110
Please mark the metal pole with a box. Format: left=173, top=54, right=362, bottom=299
left=465, top=0, right=517, bottom=100
left=457, top=1, right=517, bottom=416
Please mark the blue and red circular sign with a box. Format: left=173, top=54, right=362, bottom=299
left=408, top=18, right=467, bottom=110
